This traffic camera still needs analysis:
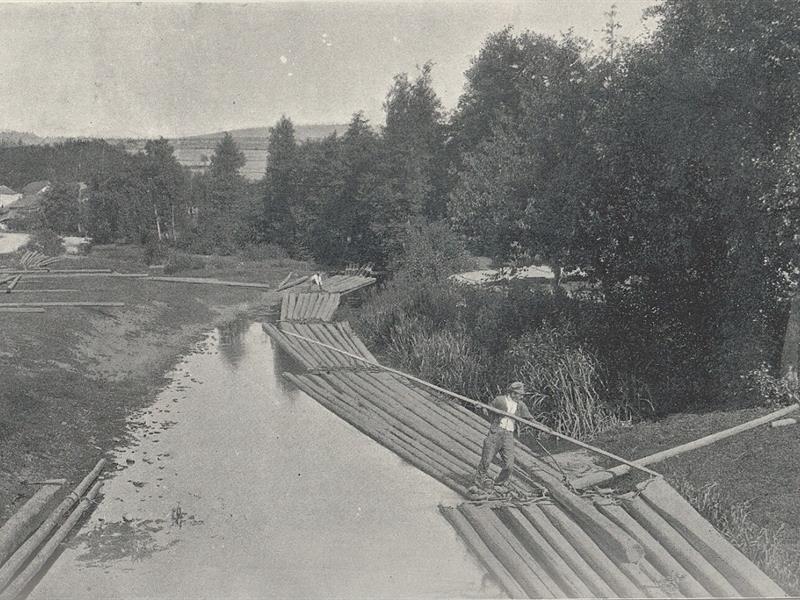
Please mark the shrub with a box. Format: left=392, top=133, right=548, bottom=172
left=741, top=364, right=800, bottom=407
left=164, top=251, right=205, bottom=275
left=142, top=238, right=168, bottom=266
left=672, top=478, right=800, bottom=595
left=240, top=243, right=289, bottom=262
left=388, top=219, right=476, bottom=281
left=22, top=228, right=64, bottom=256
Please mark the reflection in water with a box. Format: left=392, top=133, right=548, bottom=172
left=30, top=322, right=501, bottom=600
left=216, top=317, right=250, bottom=369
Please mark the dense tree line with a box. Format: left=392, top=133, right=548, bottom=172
left=2, top=0, right=799, bottom=407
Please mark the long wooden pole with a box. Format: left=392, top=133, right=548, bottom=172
left=279, top=329, right=660, bottom=479
left=0, top=481, right=103, bottom=600
left=0, top=459, right=105, bottom=591
left=572, top=402, right=800, bottom=489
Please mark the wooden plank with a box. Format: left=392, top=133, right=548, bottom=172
left=439, top=506, right=528, bottom=599
left=148, top=276, right=271, bottom=289
left=0, top=302, right=124, bottom=308
left=573, top=403, right=800, bottom=489
left=638, top=477, right=786, bottom=597
left=0, top=269, right=112, bottom=275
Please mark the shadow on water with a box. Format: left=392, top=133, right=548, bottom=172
left=216, top=317, right=251, bottom=370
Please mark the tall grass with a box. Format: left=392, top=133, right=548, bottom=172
left=672, top=477, right=800, bottom=595
left=350, top=276, right=653, bottom=438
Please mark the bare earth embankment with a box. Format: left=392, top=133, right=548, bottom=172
left=0, top=245, right=309, bottom=522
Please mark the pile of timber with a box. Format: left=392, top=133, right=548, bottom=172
left=263, top=317, right=786, bottom=598
left=278, top=273, right=375, bottom=295
left=316, top=274, right=375, bottom=294
left=280, top=292, right=341, bottom=321
left=442, top=477, right=785, bottom=598
left=0, top=460, right=105, bottom=599
left=263, top=321, right=377, bottom=370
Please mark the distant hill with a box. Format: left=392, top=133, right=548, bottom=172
left=0, top=123, right=347, bottom=180
left=184, top=124, right=344, bottom=141
left=118, top=123, right=347, bottom=180
left=0, top=130, right=65, bottom=147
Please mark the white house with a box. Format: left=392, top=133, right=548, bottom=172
left=0, top=185, right=21, bottom=209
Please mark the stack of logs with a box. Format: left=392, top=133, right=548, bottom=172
left=280, top=292, right=341, bottom=321
left=0, top=460, right=105, bottom=599
left=441, top=476, right=785, bottom=598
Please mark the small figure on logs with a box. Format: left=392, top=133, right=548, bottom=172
left=469, top=381, right=533, bottom=499
left=311, top=273, right=324, bottom=290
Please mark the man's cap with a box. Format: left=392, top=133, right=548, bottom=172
left=507, top=381, right=525, bottom=393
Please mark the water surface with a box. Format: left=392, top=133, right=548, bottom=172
left=31, top=322, right=500, bottom=599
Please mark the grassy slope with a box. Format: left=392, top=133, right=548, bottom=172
left=0, top=245, right=311, bottom=522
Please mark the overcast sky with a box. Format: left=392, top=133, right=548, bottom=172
left=0, top=1, right=658, bottom=139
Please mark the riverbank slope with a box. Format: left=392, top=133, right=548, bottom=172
left=0, top=245, right=309, bottom=522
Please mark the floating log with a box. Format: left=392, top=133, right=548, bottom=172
left=285, top=373, right=466, bottom=493
left=0, top=482, right=63, bottom=568
left=637, top=477, right=786, bottom=597
left=593, top=496, right=710, bottom=597
left=0, top=302, right=124, bottom=308
left=262, top=323, right=314, bottom=369
left=0, top=308, right=45, bottom=313
left=0, top=459, right=105, bottom=591
left=0, top=481, right=102, bottom=600
left=148, top=276, right=271, bottom=289
left=6, top=289, right=79, bottom=293
left=0, top=269, right=112, bottom=275
left=621, top=490, right=741, bottom=597
left=770, top=417, right=797, bottom=428
left=499, top=506, right=595, bottom=597
left=573, top=403, right=800, bottom=489
left=5, top=275, right=21, bottom=293
left=459, top=504, right=557, bottom=597
left=537, top=500, right=642, bottom=597
left=321, top=373, right=476, bottom=479
left=519, top=504, right=617, bottom=598
left=277, top=274, right=309, bottom=292
left=439, top=506, right=528, bottom=599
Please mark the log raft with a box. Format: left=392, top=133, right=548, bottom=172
left=263, top=312, right=786, bottom=598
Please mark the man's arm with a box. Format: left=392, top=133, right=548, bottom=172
left=516, top=400, right=534, bottom=422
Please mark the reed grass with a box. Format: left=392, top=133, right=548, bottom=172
left=672, top=477, right=800, bottom=595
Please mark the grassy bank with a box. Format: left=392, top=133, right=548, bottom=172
left=0, top=244, right=311, bottom=522
left=594, top=409, right=800, bottom=594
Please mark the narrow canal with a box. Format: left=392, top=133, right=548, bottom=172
left=30, top=321, right=501, bottom=599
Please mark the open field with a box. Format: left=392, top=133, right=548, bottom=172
left=0, top=245, right=311, bottom=523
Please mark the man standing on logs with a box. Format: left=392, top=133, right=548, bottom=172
left=469, top=381, right=533, bottom=498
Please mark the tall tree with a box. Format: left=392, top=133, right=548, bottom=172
left=263, top=116, right=299, bottom=248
